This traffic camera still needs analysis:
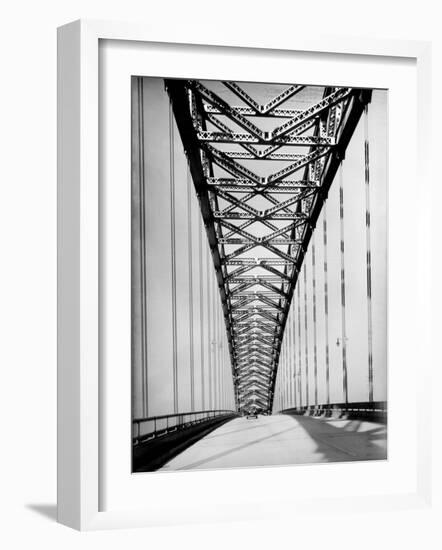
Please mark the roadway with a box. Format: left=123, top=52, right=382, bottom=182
left=160, top=413, right=387, bottom=471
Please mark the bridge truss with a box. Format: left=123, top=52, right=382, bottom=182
left=166, top=78, right=371, bottom=413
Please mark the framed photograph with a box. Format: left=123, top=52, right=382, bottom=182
left=57, top=19, right=432, bottom=530
left=130, top=76, right=387, bottom=474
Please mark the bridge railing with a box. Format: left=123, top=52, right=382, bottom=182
left=133, top=409, right=238, bottom=445
left=280, top=401, right=387, bottom=422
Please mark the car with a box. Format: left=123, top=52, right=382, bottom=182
left=246, top=407, right=259, bottom=419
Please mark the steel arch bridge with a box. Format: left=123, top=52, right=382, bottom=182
left=166, top=79, right=371, bottom=414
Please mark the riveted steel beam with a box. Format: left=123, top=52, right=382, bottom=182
left=167, top=78, right=371, bottom=412
left=204, top=103, right=304, bottom=118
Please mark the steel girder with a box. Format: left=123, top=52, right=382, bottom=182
left=166, top=79, right=371, bottom=413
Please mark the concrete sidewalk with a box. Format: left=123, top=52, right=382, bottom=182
left=160, top=414, right=387, bottom=471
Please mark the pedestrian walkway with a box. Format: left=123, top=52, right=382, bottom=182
left=161, top=414, right=387, bottom=471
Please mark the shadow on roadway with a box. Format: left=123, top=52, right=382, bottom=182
left=174, top=424, right=298, bottom=470
left=284, top=413, right=387, bottom=462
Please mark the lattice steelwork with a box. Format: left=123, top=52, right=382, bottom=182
left=166, top=79, right=371, bottom=413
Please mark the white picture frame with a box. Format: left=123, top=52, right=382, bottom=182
left=57, top=19, right=433, bottom=531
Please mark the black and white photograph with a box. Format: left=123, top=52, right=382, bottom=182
left=4, top=0, right=440, bottom=542
left=131, top=77, right=388, bottom=473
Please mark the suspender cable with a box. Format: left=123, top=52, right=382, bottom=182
left=136, top=78, right=148, bottom=417
left=312, top=234, right=318, bottom=406
left=303, top=264, right=309, bottom=406
left=323, top=203, right=330, bottom=405
left=339, top=166, right=349, bottom=404
left=364, top=105, right=374, bottom=402
left=198, top=215, right=205, bottom=409
left=293, top=311, right=297, bottom=409
left=187, top=170, right=195, bottom=411
left=207, top=252, right=213, bottom=409
left=297, top=283, right=303, bottom=407
left=169, top=104, right=178, bottom=413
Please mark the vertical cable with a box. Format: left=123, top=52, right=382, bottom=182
left=187, top=171, right=195, bottom=411
left=297, top=283, right=303, bottom=406
left=287, top=314, right=294, bottom=407
left=286, top=343, right=289, bottom=409
left=293, top=309, right=297, bottom=409
left=212, top=274, right=216, bottom=410
left=284, top=345, right=287, bottom=409
left=323, top=204, right=330, bottom=405
left=216, top=286, right=219, bottom=409
left=287, top=316, right=290, bottom=408
left=169, top=105, right=178, bottom=413
left=224, top=321, right=226, bottom=408
left=285, top=343, right=287, bottom=409
left=303, top=263, right=309, bottom=407
left=312, top=234, right=318, bottom=406
left=339, top=166, right=349, bottom=404
left=215, top=307, right=219, bottom=409
left=220, top=327, right=223, bottom=409
left=284, top=344, right=287, bottom=409
left=220, top=312, right=224, bottom=408
left=216, top=305, right=220, bottom=408
left=207, top=252, right=212, bottom=409
left=212, top=274, right=216, bottom=409
left=219, top=310, right=222, bottom=408
left=288, top=326, right=291, bottom=407
left=282, top=345, right=285, bottom=409
left=364, top=105, right=374, bottom=402
left=137, top=78, right=148, bottom=417
left=221, top=316, right=224, bottom=408
left=219, top=308, right=222, bottom=408
left=281, top=346, right=284, bottom=409
left=199, top=216, right=205, bottom=409
left=220, top=333, right=222, bottom=410
left=291, top=313, right=295, bottom=407
left=286, top=316, right=290, bottom=407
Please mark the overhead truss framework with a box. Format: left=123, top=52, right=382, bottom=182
left=166, top=78, right=371, bottom=413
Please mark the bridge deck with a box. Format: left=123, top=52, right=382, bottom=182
left=160, top=414, right=387, bottom=471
